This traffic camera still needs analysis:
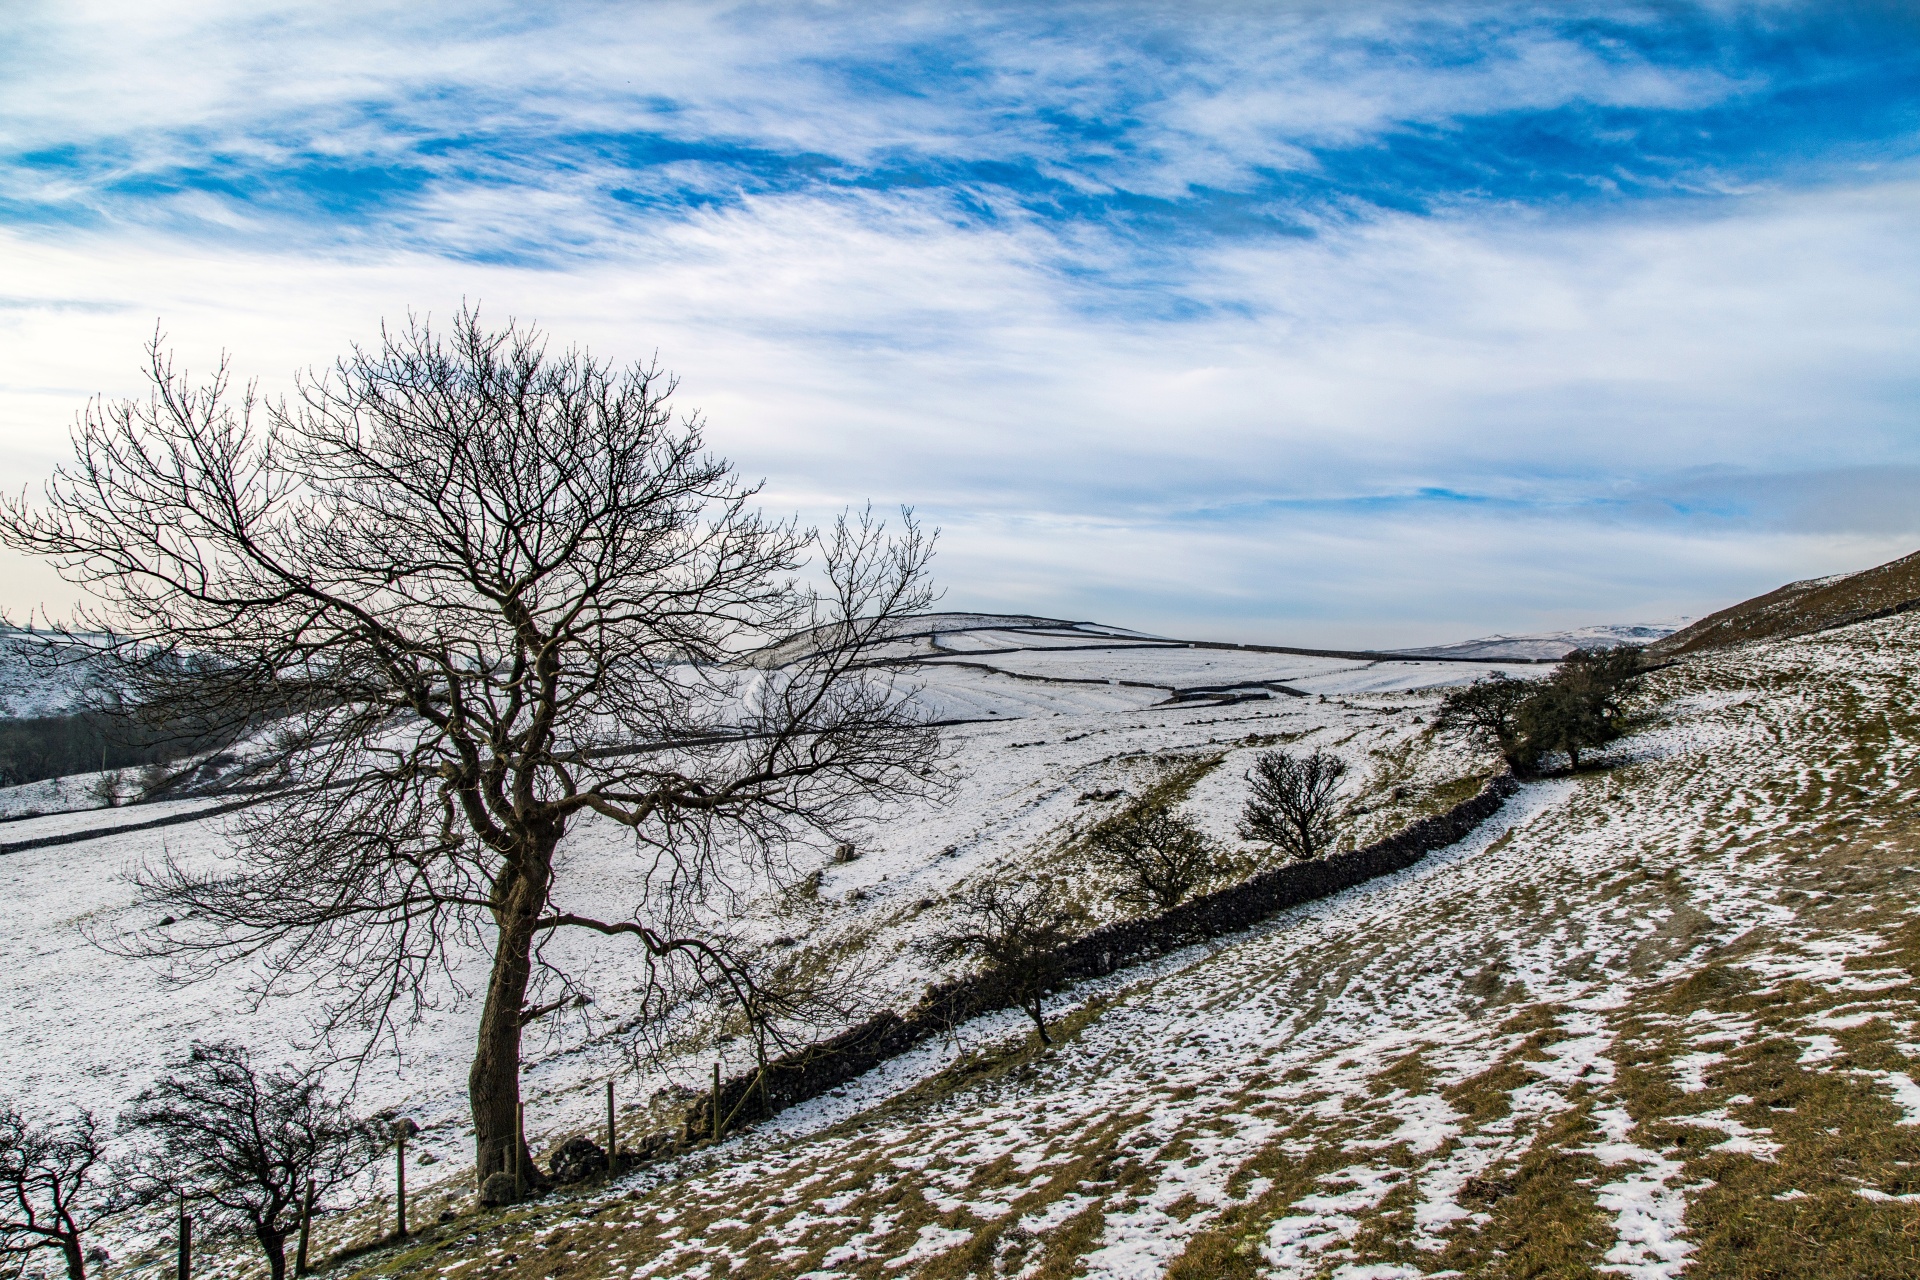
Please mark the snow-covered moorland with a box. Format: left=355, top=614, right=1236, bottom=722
left=9, top=613, right=1920, bottom=1278
left=0, top=621, right=1520, bottom=1239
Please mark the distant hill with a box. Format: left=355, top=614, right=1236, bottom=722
left=0, top=627, right=106, bottom=718
left=1652, top=549, right=1920, bottom=656
left=1392, top=621, right=1685, bottom=662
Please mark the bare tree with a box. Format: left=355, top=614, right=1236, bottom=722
left=1238, top=748, right=1348, bottom=860
left=119, top=1043, right=382, bottom=1280
left=622, top=928, right=885, bottom=1132
left=1434, top=673, right=1538, bottom=772
left=1, top=310, right=942, bottom=1185
left=1084, top=805, right=1216, bottom=911
left=85, top=771, right=122, bottom=809
left=918, top=878, right=1080, bottom=1045
left=0, top=1106, right=111, bottom=1280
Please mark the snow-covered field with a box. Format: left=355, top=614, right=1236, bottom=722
left=0, top=621, right=1509, bottom=1183
left=8, top=613, right=1920, bottom=1279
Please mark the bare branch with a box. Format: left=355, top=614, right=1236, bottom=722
left=1, top=308, right=944, bottom=1187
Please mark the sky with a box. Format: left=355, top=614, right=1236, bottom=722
left=1, top=1, right=1917, bottom=648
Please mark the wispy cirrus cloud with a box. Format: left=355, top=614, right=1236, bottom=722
left=7, top=3, right=1910, bottom=261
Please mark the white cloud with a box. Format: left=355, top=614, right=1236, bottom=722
left=1, top=1, right=1761, bottom=229
left=3, top=162, right=1917, bottom=640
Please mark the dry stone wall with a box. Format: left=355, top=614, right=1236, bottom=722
left=674, top=768, right=1519, bottom=1145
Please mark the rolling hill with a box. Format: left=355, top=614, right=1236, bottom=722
left=1653, top=548, right=1920, bottom=656
left=10, top=609, right=1920, bottom=1279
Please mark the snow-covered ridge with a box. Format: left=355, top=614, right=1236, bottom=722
left=1391, top=620, right=1689, bottom=661
left=0, top=626, right=110, bottom=718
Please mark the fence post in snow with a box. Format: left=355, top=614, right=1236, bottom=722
left=513, top=1104, right=526, bottom=1201
left=295, top=1178, right=315, bottom=1276
left=605, top=1081, right=617, bottom=1177
left=394, top=1121, right=408, bottom=1240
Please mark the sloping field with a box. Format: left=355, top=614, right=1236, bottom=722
left=1656, top=548, right=1920, bottom=656
left=322, top=614, right=1920, bottom=1279
left=0, top=626, right=1512, bottom=1214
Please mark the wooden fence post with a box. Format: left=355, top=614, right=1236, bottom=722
left=605, top=1081, right=616, bottom=1177
left=395, top=1123, right=408, bottom=1240
left=513, top=1103, right=526, bottom=1201
left=710, top=1064, right=721, bottom=1142
left=295, top=1178, right=315, bottom=1276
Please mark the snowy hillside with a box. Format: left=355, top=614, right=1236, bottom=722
left=8, top=612, right=1920, bottom=1279
left=461, top=610, right=1905, bottom=1280
left=0, top=620, right=1529, bottom=1215
left=1391, top=621, right=1689, bottom=661
left=0, top=627, right=104, bottom=718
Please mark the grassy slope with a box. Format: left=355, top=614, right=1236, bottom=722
left=1656, top=548, right=1920, bottom=656
left=327, top=616, right=1920, bottom=1280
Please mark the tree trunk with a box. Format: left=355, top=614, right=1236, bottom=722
left=258, top=1227, right=287, bottom=1280
left=469, top=843, right=552, bottom=1186
left=60, top=1235, right=86, bottom=1280
left=1023, top=995, right=1051, bottom=1045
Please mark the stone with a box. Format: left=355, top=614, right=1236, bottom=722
left=478, top=1172, right=518, bottom=1207
left=547, top=1135, right=608, bottom=1184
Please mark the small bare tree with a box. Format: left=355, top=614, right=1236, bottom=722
left=918, top=878, right=1079, bottom=1045
left=623, top=929, right=884, bottom=1132
left=0, top=1105, right=111, bottom=1280
left=119, top=1042, right=381, bottom=1280
left=1085, top=805, right=1216, bottom=911
left=1238, top=749, right=1348, bottom=860
left=0, top=309, right=943, bottom=1186
left=85, top=771, right=122, bottom=809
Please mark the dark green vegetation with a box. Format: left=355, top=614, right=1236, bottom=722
left=1437, top=645, right=1646, bottom=773
left=0, top=708, right=226, bottom=792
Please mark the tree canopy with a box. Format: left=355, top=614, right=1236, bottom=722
left=2, top=310, right=943, bottom=1187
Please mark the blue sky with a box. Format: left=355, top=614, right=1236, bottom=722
left=2, top=1, right=1917, bottom=645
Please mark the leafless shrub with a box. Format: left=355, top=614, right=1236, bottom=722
left=135, top=762, right=172, bottom=800
left=0, top=1105, right=112, bottom=1280
left=1085, top=805, right=1218, bottom=911
left=1238, top=749, right=1349, bottom=860
left=917, top=878, right=1080, bottom=1044
left=118, top=1042, right=381, bottom=1280
left=84, top=771, right=121, bottom=809
left=618, top=929, right=884, bottom=1121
